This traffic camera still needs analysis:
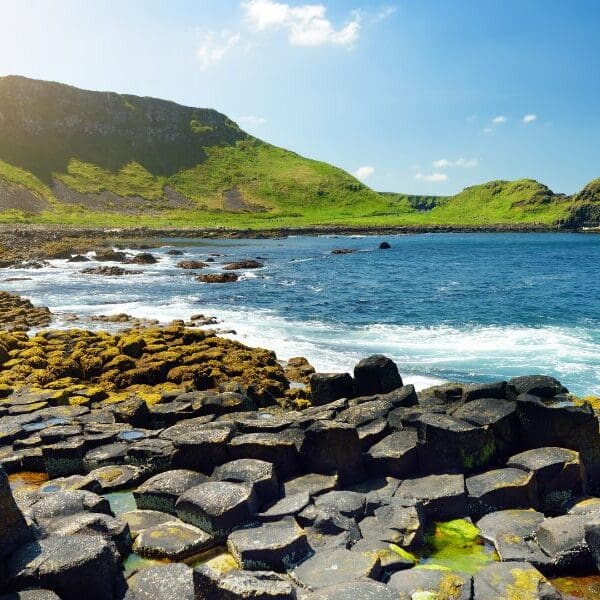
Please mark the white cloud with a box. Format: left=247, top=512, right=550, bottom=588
left=492, top=115, right=507, bottom=124
left=523, top=113, right=537, bottom=124
left=242, top=0, right=360, bottom=48
left=237, top=115, right=267, bottom=127
left=433, top=157, right=478, bottom=169
left=196, top=30, right=241, bottom=69
left=414, top=172, right=448, bottom=182
left=483, top=127, right=493, bottom=133
left=353, top=165, right=375, bottom=179
left=371, top=5, right=397, bottom=23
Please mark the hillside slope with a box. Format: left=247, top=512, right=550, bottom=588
left=0, top=76, right=597, bottom=229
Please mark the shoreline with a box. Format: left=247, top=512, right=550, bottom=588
left=0, top=223, right=586, bottom=265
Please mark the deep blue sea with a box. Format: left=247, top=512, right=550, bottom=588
left=5, top=233, right=600, bottom=395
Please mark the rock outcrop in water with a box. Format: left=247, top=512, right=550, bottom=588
left=0, top=335, right=599, bottom=598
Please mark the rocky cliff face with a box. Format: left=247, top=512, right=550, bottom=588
left=0, top=75, right=246, bottom=181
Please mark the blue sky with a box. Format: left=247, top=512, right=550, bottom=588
left=1, top=0, right=599, bottom=195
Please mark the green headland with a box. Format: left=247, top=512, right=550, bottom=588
left=0, top=75, right=598, bottom=230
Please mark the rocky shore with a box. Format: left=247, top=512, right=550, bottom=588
left=0, top=223, right=581, bottom=266
left=0, top=315, right=600, bottom=599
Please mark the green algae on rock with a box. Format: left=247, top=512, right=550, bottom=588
left=416, top=519, right=499, bottom=575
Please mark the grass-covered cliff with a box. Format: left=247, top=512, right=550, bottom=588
left=0, top=76, right=598, bottom=229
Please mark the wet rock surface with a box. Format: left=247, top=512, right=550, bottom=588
left=0, top=346, right=599, bottom=598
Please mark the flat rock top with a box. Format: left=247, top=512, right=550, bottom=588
left=388, top=568, right=471, bottom=599
left=477, top=509, right=546, bottom=542
left=291, top=548, right=379, bottom=590
left=306, top=580, right=398, bottom=599
left=397, top=473, right=466, bottom=499
left=452, top=397, right=516, bottom=425
left=228, top=518, right=305, bottom=551
left=507, top=446, right=580, bottom=471
left=369, top=431, right=418, bottom=456
left=7, top=534, right=113, bottom=575
left=213, top=459, right=275, bottom=482
left=466, top=468, right=533, bottom=496
left=121, top=509, right=174, bottom=535
left=474, top=561, right=560, bottom=600
left=136, top=469, right=207, bottom=495
left=128, top=563, right=194, bottom=600
left=283, top=473, right=338, bottom=497
left=177, top=481, right=254, bottom=516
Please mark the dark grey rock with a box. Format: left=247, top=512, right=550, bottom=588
left=414, top=412, right=497, bottom=474
left=584, top=519, right=600, bottom=572
left=452, top=397, right=518, bottom=459
left=315, top=490, right=366, bottom=519
left=213, top=459, right=279, bottom=504
left=259, top=491, right=310, bottom=521
left=31, top=490, right=111, bottom=525
left=228, top=433, right=300, bottom=478
left=291, top=547, right=380, bottom=591
left=473, top=561, right=562, bottom=599
left=87, top=464, right=146, bottom=492
left=120, top=508, right=174, bottom=537
left=134, top=469, right=208, bottom=514
left=353, top=355, right=403, bottom=396
left=477, top=508, right=551, bottom=569
left=0, top=591, right=61, bottom=600
left=508, top=375, right=567, bottom=398
left=0, top=465, right=32, bottom=561
left=388, top=568, right=472, bottom=600
left=176, top=481, right=258, bottom=537
left=127, top=563, right=194, bottom=600
left=507, top=447, right=584, bottom=515
left=309, top=373, right=354, bottom=406
left=466, top=468, right=538, bottom=519
left=306, top=580, right=398, bottom=599
left=350, top=538, right=415, bottom=576
left=227, top=517, right=311, bottom=571
left=364, top=430, right=418, bottom=478
left=39, top=510, right=131, bottom=557
left=299, top=420, right=364, bottom=484
left=133, top=519, right=215, bottom=560
left=127, top=438, right=174, bottom=472
left=5, top=535, right=122, bottom=600
left=83, top=442, right=129, bottom=471
left=194, top=566, right=295, bottom=600
left=396, top=473, right=467, bottom=520
left=283, top=472, right=338, bottom=498
left=515, top=394, right=600, bottom=493
left=537, top=514, right=593, bottom=570
left=171, top=427, right=231, bottom=472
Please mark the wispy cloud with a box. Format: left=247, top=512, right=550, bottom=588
left=492, top=115, right=507, bottom=124
left=237, top=115, right=267, bottom=127
left=433, top=157, right=478, bottom=169
left=353, top=165, right=375, bottom=179
left=196, top=30, right=241, bottom=69
left=371, top=5, right=397, bottom=24
left=522, top=113, right=537, bottom=124
left=415, top=172, right=448, bottom=182
left=242, top=0, right=360, bottom=48
left=483, top=127, right=493, bottom=134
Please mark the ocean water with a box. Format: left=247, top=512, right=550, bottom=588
left=4, top=233, right=600, bottom=395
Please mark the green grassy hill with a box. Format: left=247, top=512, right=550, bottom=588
left=0, top=75, right=597, bottom=229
